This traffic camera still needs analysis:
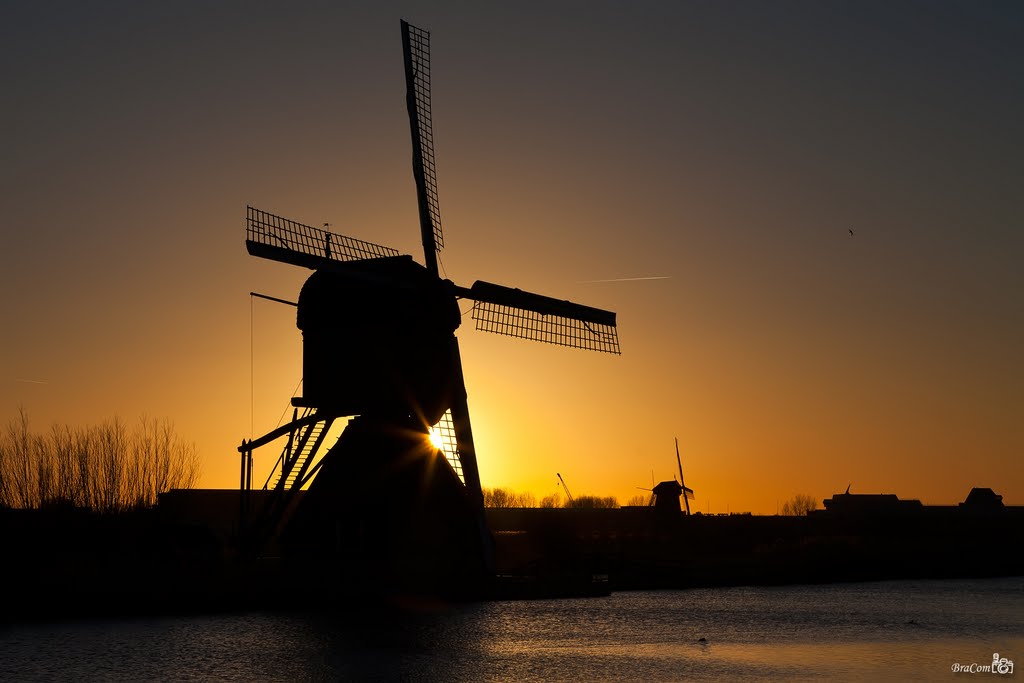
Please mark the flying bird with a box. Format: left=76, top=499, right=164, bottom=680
left=849, top=229, right=854, bottom=237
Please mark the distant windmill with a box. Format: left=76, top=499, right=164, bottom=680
left=644, top=437, right=696, bottom=514
left=237, top=20, right=621, bottom=590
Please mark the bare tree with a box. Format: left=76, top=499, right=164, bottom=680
left=49, top=424, right=79, bottom=504
left=483, top=487, right=513, bottom=508
left=0, top=410, right=201, bottom=511
left=475, top=486, right=625, bottom=510
left=482, top=487, right=537, bottom=508
left=781, top=493, right=818, bottom=516
left=539, top=493, right=561, bottom=508
left=94, top=417, right=128, bottom=512
left=0, top=407, right=43, bottom=508
left=482, top=489, right=623, bottom=509
left=625, top=493, right=649, bottom=507
left=568, top=495, right=619, bottom=509
left=131, top=416, right=200, bottom=508
left=516, top=491, right=537, bottom=508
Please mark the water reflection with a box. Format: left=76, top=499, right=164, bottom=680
left=1, top=578, right=1021, bottom=681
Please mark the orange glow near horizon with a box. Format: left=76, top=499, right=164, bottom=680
left=2, top=5, right=1021, bottom=515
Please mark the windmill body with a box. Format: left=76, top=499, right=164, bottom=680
left=238, top=20, right=620, bottom=597
left=295, top=257, right=461, bottom=423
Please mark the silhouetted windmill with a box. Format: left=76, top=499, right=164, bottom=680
left=237, top=20, right=620, bottom=593
left=645, top=438, right=695, bottom=514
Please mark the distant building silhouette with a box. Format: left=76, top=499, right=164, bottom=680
left=819, top=487, right=1012, bottom=518
left=960, top=487, right=1004, bottom=512
left=821, top=492, right=923, bottom=516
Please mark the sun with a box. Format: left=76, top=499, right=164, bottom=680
left=428, top=426, right=445, bottom=451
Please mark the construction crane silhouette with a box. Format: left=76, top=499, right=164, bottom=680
left=557, top=473, right=575, bottom=507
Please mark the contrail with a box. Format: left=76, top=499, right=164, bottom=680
left=578, top=276, right=672, bottom=284
left=15, top=378, right=49, bottom=385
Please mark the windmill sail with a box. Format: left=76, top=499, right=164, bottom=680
left=465, top=280, right=621, bottom=354
left=246, top=205, right=399, bottom=271
left=402, top=20, right=443, bottom=275
left=238, top=20, right=620, bottom=583
left=675, top=437, right=693, bottom=514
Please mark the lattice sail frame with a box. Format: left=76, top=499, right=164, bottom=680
left=470, top=301, right=621, bottom=354
left=403, top=21, right=444, bottom=253
left=246, top=205, right=399, bottom=264
left=431, top=409, right=464, bottom=484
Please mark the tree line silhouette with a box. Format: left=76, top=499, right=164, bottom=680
left=482, top=487, right=619, bottom=509
left=483, top=488, right=821, bottom=514
left=0, top=409, right=200, bottom=511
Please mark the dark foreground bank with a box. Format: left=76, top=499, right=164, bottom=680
left=3, top=491, right=1022, bottom=621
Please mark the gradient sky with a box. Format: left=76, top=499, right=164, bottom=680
left=3, top=1, right=1021, bottom=513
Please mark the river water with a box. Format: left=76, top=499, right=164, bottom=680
left=2, top=577, right=1021, bottom=681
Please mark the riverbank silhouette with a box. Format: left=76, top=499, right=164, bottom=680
left=3, top=486, right=1021, bottom=622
